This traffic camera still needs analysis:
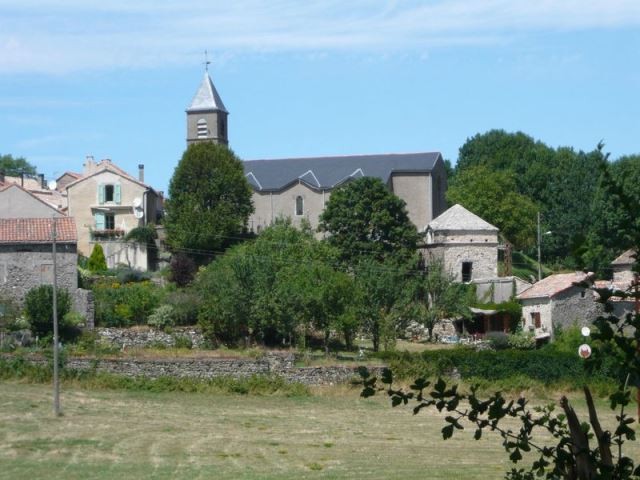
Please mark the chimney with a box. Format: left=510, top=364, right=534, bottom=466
left=39, top=173, right=46, bottom=189
left=84, top=155, right=96, bottom=175
left=138, top=164, right=144, bottom=183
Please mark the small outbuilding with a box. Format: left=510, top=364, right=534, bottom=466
left=517, top=272, right=600, bottom=342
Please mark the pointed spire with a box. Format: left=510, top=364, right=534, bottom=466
left=187, top=71, right=228, bottom=113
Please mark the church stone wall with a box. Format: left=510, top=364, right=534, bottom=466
left=424, top=243, right=498, bottom=283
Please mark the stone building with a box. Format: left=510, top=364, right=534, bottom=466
left=0, top=217, right=78, bottom=305
left=66, top=157, right=161, bottom=270
left=517, top=272, right=600, bottom=341
left=185, top=72, right=448, bottom=233
left=422, top=204, right=499, bottom=283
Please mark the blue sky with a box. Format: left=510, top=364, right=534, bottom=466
left=0, top=1, right=638, bottom=193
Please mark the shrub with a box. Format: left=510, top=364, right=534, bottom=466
left=147, top=305, right=176, bottom=331
left=173, top=334, right=193, bottom=349
left=169, top=253, right=197, bottom=287
left=485, top=331, right=509, bottom=350
left=93, top=280, right=164, bottom=327
left=507, top=330, right=536, bottom=350
left=87, top=244, right=107, bottom=273
left=114, top=266, right=151, bottom=283
left=23, top=285, right=76, bottom=341
left=164, top=289, right=201, bottom=325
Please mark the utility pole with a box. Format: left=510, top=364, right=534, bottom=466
left=537, top=212, right=542, bottom=282
left=52, top=216, right=61, bottom=416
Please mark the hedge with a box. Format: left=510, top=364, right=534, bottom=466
left=375, top=348, right=617, bottom=384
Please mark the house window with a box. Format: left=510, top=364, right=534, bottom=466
left=105, top=213, right=115, bottom=230
left=461, top=262, right=473, bottom=282
left=197, top=118, right=208, bottom=138
left=531, top=312, right=541, bottom=329
left=295, top=196, right=304, bottom=216
left=98, top=183, right=121, bottom=204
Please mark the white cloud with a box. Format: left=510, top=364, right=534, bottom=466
left=0, top=0, right=638, bottom=74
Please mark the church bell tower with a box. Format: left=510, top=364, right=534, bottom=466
left=186, top=68, right=228, bottom=146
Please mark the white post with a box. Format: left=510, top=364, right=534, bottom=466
left=52, top=216, right=61, bottom=416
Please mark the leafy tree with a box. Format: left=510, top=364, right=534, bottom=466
left=0, top=153, right=36, bottom=176
left=584, top=154, right=640, bottom=274
left=447, top=165, right=538, bottom=249
left=196, top=219, right=351, bottom=348
left=23, top=285, right=75, bottom=341
left=165, top=143, right=253, bottom=256
left=86, top=244, right=107, bottom=273
left=408, top=259, right=474, bottom=340
left=319, top=177, right=419, bottom=264
left=352, top=257, right=412, bottom=352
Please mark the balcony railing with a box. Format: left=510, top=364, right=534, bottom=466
left=90, top=228, right=125, bottom=241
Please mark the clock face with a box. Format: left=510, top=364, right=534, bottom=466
left=578, top=344, right=592, bottom=359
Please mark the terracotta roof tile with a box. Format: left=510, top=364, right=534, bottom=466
left=517, top=272, right=593, bottom=300
left=0, top=218, right=77, bottom=244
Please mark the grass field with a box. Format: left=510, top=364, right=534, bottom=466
left=1, top=381, right=638, bottom=479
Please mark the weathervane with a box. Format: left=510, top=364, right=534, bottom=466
left=203, top=50, right=211, bottom=72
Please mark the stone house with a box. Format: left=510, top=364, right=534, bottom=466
left=422, top=204, right=499, bottom=283
left=185, top=71, right=448, bottom=233
left=594, top=249, right=637, bottom=317
left=517, top=272, right=600, bottom=341
left=0, top=217, right=78, bottom=305
left=66, top=157, right=161, bottom=270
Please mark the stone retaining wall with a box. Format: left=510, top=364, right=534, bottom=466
left=1, top=352, right=382, bottom=386
left=96, top=327, right=205, bottom=349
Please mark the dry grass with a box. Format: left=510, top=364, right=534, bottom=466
left=1, top=381, right=638, bottom=479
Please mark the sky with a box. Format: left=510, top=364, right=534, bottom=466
left=0, top=0, right=639, bottom=193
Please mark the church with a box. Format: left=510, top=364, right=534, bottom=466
left=186, top=71, right=448, bottom=234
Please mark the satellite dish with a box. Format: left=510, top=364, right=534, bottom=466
left=47, top=180, right=57, bottom=190
left=134, top=209, right=144, bottom=219
left=132, top=197, right=142, bottom=208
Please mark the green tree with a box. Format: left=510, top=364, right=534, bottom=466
left=0, top=154, right=37, bottom=176
left=353, top=257, right=412, bottom=352
left=584, top=154, right=640, bottom=273
left=86, top=244, right=107, bottom=273
left=319, top=177, right=419, bottom=264
left=408, top=259, right=474, bottom=340
left=196, top=219, right=351, bottom=348
left=165, top=143, right=254, bottom=256
left=23, top=285, right=74, bottom=341
left=447, top=165, right=538, bottom=249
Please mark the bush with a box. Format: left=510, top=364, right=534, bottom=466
left=23, top=285, right=77, bottom=341
left=169, top=253, right=197, bottom=287
left=147, top=305, right=176, bottom=331
left=164, top=289, right=201, bottom=325
left=87, top=244, right=107, bottom=273
left=93, top=280, right=164, bottom=327
left=485, top=331, right=509, bottom=350
left=507, top=330, right=536, bottom=350
left=173, top=334, right=193, bottom=349
left=114, top=266, right=151, bottom=284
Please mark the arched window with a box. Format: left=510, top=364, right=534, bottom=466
left=295, top=195, right=304, bottom=216
left=197, top=118, right=208, bottom=138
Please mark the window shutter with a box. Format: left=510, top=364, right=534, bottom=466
left=114, top=184, right=121, bottom=205
left=94, top=212, right=105, bottom=230
left=98, top=184, right=105, bottom=204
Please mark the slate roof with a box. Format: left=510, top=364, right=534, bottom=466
left=242, top=152, right=442, bottom=192
left=0, top=217, right=77, bottom=244
left=187, top=72, right=228, bottom=113
left=517, top=272, right=593, bottom=300
left=612, top=249, right=635, bottom=266
left=426, top=204, right=498, bottom=232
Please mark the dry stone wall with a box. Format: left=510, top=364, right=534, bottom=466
left=97, top=327, right=205, bottom=349
left=3, top=351, right=382, bottom=386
